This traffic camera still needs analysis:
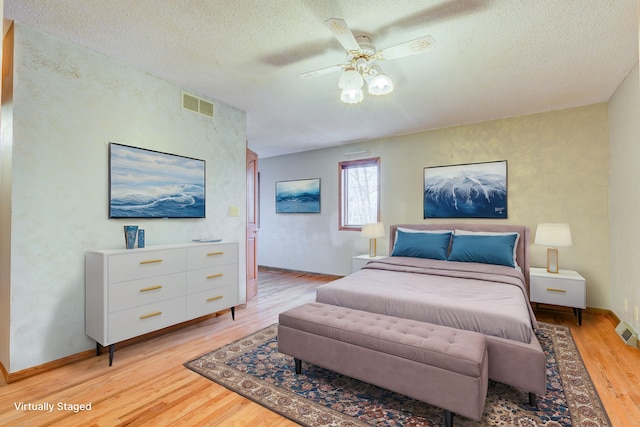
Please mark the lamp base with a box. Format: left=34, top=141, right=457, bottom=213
left=546, top=247, right=559, bottom=273
left=369, top=238, right=377, bottom=258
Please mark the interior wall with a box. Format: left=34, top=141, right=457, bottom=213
left=609, top=62, right=640, bottom=333
left=3, top=23, right=247, bottom=374
left=258, top=104, right=610, bottom=309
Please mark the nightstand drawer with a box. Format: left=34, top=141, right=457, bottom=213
left=530, top=268, right=586, bottom=309
left=530, top=281, right=585, bottom=308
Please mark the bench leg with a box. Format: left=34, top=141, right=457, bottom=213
left=294, top=358, right=302, bottom=374
left=444, top=410, right=453, bottom=427
left=528, top=392, right=537, bottom=407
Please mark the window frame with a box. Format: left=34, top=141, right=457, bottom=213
left=338, top=157, right=381, bottom=231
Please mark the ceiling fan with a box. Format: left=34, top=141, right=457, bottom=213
left=300, top=18, right=435, bottom=104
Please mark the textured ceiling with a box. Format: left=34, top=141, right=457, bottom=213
left=4, top=0, right=638, bottom=157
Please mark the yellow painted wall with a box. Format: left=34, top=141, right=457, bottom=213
left=259, top=104, right=610, bottom=308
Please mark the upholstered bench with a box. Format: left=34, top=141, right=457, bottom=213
left=278, top=302, right=489, bottom=426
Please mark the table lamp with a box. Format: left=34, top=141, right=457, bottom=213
left=534, top=223, right=573, bottom=273
left=361, top=222, right=385, bottom=257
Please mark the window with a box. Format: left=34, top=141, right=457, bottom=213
left=339, top=157, right=380, bottom=230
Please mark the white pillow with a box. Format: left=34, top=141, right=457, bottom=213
left=454, top=229, right=520, bottom=269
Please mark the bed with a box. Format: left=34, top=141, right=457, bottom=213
left=316, top=223, right=546, bottom=397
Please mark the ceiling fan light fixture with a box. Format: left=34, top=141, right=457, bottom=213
left=338, top=68, right=364, bottom=90
left=367, top=70, right=394, bottom=96
left=340, top=88, right=364, bottom=104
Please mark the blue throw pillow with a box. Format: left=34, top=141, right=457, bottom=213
left=391, top=230, right=452, bottom=260
left=448, top=234, right=517, bottom=267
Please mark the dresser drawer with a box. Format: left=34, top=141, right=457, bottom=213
left=108, top=249, right=186, bottom=283
left=108, top=297, right=187, bottom=343
left=530, top=276, right=586, bottom=308
left=108, top=272, right=186, bottom=313
left=187, top=286, right=238, bottom=319
left=186, top=264, right=238, bottom=294
left=186, top=243, right=237, bottom=270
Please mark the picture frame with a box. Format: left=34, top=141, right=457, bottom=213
left=109, top=143, right=206, bottom=218
left=423, top=160, right=507, bottom=219
left=275, top=178, right=321, bottom=213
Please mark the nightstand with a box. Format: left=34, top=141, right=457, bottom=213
left=529, top=267, right=586, bottom=325
left=352, top=254, right=386, bottom=273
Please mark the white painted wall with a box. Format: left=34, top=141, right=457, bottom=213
left=609, top=63, right=640, bottom=333
left=1, top=23, right=246, bottom=374
left=259, top=104, right=611, bottom=310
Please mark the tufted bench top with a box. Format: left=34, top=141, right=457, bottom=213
left=279, top=302, right=486, bottom=378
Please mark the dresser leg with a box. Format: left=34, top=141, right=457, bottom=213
left=231, top=306, right=235, bottom=320
left=109, top=344, right=115, bottom=366
left=577, top=308, right=582, bottom=326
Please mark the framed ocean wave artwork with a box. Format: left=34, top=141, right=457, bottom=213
left=275, top=178, right=321, bottom=213
left=109, top=143, right=206, bottom=218
left=424, top=160, right=507, bottom=219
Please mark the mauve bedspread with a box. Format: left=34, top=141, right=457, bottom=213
left=315, top=257, right=536, bottom=343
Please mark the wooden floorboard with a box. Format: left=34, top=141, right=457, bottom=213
left=1, top=269, right=638, bottom=426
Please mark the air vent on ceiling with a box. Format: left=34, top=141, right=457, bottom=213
left=182, top=91, right=214, bottom=118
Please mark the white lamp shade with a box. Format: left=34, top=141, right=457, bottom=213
left=361, top=222, right=385, bottom=238
left=340, top=88, right=364, bottom=104
left=535, top=223, right=573, bottom=247
left=338, top=68, right=364, bottom=90
left=368, top=73, right=394, bottom=95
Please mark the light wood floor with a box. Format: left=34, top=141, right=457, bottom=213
left=1, top=269, right=639, bottom=426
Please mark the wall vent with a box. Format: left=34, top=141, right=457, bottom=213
left=615, top=320, right=638, bottom=347
left=182, top=91, right=214, bottom=118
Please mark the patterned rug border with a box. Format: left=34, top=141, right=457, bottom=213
left=185, top=322, right=610, bottom=427
left=549, top=324, right=611, bottom=426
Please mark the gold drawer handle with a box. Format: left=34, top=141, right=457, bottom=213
left=140, top=259, right=163, bottom=265
left=546, top=288, right=567, bottom=293
left=140, top=285, right=162, bottom=292
left=207, top=296, right=223, bottom=302
left=207, top=273, right=224, bottom=279
left=140, top=311, right=162, bottom=319
left=207, top=251, right=224, bottom=256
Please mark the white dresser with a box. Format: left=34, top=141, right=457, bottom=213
left=85, top=241, right=239, bottom=365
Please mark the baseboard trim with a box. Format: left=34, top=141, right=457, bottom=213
left=1, top=310, right=231, bottom=384
left=2, top=349, right=96, bottom=384
left=586, top=307, right=620, bottom=327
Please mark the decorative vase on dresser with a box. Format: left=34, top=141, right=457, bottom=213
left=123, top=225, right=138, bottom=249
left=85, top=241, right=239, bottom=365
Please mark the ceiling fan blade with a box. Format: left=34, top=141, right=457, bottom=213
left=324, top=18, right=361, bottom=52
left=300, top=64, right=345, bottom=79
left=376, top=35, right=435, bottom=61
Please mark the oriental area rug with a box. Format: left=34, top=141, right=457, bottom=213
left=185, top=323, right=609, bottom=426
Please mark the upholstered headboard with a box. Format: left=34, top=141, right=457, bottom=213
left=389, top=223, right=531, bottom=289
